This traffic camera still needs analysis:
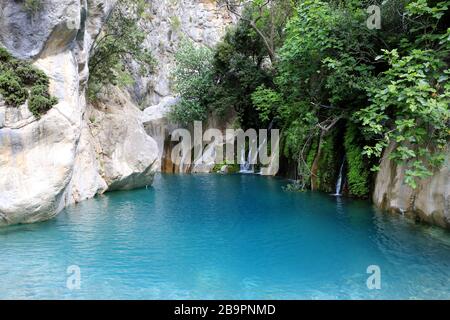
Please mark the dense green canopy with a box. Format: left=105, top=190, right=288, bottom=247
left=171, top=0, right=449, bottom=194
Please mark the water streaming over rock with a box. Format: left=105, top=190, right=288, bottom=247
left=334, top=157, right=345, bottom=196
left=240, top=145, right=254, bottom=174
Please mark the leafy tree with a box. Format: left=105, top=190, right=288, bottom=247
left=170, top=5, right=276, bottom=129
left=268, top=0, right=378, bottom=184
left=88, top=0, right=155, bottom=101
left=169, top=39, right=214, bottom=126
left=356, top=0, right=450, bottom=188
left=0, top=46, right=57, bottom=117
left=219, top=0, right=296, bottom=63
left=170, top=0, right=449, bottom=191
left=251, top=0, right=448, bottom=189
left=210, top=24, right=273, bottom=128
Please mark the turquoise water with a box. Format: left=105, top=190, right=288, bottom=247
left=1, top=174, right=450, bottom=299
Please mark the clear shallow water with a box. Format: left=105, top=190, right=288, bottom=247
left=1, top=174, right=450, bottom=300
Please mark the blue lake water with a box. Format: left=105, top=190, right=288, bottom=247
left=1, top=174, right=450, bottom=299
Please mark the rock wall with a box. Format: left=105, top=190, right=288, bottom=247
left=140, top=0, right=235, bottom=173
left=133, top=0, right=235, bottom=106
left=0, top=0, right=158, bottom=226
left=373, top=143, right=450, bottom=229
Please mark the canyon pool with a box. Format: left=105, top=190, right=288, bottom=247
left=1, top=174, right=450, bottom=299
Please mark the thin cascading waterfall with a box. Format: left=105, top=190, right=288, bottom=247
left=240, top=145, right=254, bottom=173
left=334, top=157, right=346, bottom=196
left=245, top=144, right=255, bottom=173
left=240, top=147, right=246, bottom=172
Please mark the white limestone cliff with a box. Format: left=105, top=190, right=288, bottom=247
left=0, top=0, right=158, bottom=226
left=140, top=0, right=235, bottom=173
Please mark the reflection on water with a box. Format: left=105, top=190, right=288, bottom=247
left=0, top=174, right=449, bottom=299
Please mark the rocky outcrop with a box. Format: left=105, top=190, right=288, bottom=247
left=139, top=0, right=235, bottom=172
left=132, top=0, right=235, bottom=105
left=143, top=103, right=239, bottom=174
left=0, top=0, right=159, bottom=226
left=143, top=96, right=181, bottom=172
left=87, top=89, right=158, bottom=191
left=0, top=0, right=82, bottom=60
left=373, top=143, right=450, bottom=229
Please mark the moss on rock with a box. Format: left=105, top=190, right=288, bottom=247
left=344, top=123, right=370, bottom=198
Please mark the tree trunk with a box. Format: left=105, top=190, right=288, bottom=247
left=310, top=130, right=325, bottom=191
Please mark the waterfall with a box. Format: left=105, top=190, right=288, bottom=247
left=239, top=147, right=246, bottom=172
left=334, top=157, right=345, bottom=196
left=240, top=145, right=254, bottom=174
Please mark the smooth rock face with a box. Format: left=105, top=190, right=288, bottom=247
left=0, top=0, right=159, bottom=226
left=0, top=105, right=78, bottom=225
left=373, top=143, right=450, bottom=229
left=0, top=0, right=81, bottom=59
left=143, top=96, right=180, bottom=172
left=87, top=89, right=159, bottom=191
left=0, top=38, right=83, bottom=226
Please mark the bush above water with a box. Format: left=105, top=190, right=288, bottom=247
left=0, top=46, right=57, bottom=117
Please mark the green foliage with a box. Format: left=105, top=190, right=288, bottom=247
left=23, top=0, right=42, bottom=14
left=88, top=0, right=155, bottom=101
left=316, top=133, right=337, bottom=192
left=355, top=0, right=450, bottom=188
left=282, top=180, right=306, bottom=192
left=0, top=47, right=56, bottom=116
left=212, top=162, right=240, bottom=174
left=209, top=19, right=274, bottom=128
left=173, top=0, right=449, bottom=191
left=28, top=85, right=58, bottom=117
left=16, top=63, right=49, bottom=86
left=0, top=47, right=12, bottom=61
left=296, top=136, right=319, bottom=189
left=253, top=0, right=449, bottom=189
left=169, top=39, right=214, bottom=125
left=274, top=0, right=376, bottom=160
left=344, top=123, right=370, bottom=197
left=0, top=70, right=29, bottom=106
left=251, top=85, right=282, bottom=123
left=171, top=4, right=276, bottom=128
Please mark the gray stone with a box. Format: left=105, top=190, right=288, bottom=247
left=0, top=0, right=159, bottom=226
left=373, top=143, right=450, bottom=229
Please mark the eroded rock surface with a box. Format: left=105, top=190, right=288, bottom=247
left=0, top=0, right=159, bottom=226
left=373, top=143, right=450, bottom=229
left=132, top=0, right=234, bottom=105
